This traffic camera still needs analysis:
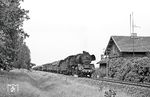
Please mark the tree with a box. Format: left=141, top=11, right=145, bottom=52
left=0, top=0, right=29, bottom=70
left=14, top=42, right=31, bottom=69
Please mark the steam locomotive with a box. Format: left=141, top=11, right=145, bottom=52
left=33, top=51, right=96, bottom=78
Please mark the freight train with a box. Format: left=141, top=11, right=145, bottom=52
left=33, top=51, right=96, bottom=77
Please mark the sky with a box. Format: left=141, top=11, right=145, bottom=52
left=21, top=0, right=150, bottom=67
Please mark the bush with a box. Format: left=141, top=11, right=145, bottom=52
left=92, top=68, right=107, bottom=79
left=108, top=57, right=150, bottom=83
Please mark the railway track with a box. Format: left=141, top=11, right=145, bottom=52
left=47, top=71, right=150, bottom=88
left=93, top=77, right=150, bottom=88
left=33, top=69, right=150, bottom=88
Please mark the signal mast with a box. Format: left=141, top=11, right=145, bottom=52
left=130, top=12, right=140, bottom=57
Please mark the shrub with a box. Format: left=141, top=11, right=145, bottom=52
left=108, top=57, right=150, bottom=83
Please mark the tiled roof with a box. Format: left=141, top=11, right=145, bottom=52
left=106, top=36, right=150, bottom=53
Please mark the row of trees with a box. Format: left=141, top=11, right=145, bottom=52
left=0, top=0, right=32, bottom=71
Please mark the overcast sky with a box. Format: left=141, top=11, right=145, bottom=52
left=21, top=0, right=150, bottom=67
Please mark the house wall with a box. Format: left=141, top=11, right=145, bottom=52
left=109, top=42, right=120, bottom=58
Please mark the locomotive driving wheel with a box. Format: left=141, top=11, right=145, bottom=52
left=72, top=66, right=79, bottom=77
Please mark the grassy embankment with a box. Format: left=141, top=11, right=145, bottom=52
left=0, top=69, right=149, bottom=97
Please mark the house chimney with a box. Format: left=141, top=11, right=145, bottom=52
left=130, top=33, right=137, bottom=38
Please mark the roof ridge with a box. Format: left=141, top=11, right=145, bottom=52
left=111, top=35, right=150, bottom=37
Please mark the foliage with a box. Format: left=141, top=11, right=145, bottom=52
left=108, top=57, right=150, bottom=83
left=14, top=42, right=31, bottom=69
left=92, top=68, right=106, bottom=78
left=104, top=89, right=116, bottom=97
left=0, top=0, right=29, bottom=70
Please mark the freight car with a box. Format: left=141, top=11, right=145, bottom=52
left=33, top=65, right=43, bottom=71
left=33, top=51, right=96, bottom=78
left=42, top=61, right=60, bottom=73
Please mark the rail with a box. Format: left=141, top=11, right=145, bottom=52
left=94, top=77, right=150, bottom=88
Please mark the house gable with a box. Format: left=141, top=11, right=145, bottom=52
left=105, top=37, right=121, bottom=57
